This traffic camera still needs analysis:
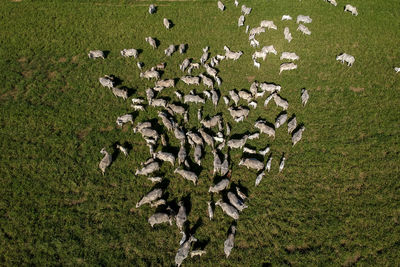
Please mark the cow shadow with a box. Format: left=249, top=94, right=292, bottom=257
left=118, top=85, right=135, bottom=97
left=103, top=50, right=111, bottom=59
left=292, top=122, right=305, bottom=137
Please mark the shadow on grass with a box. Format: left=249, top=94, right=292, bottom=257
left=193, top=236, right=210, bottom=250
left=234, top=181, right=249, bottom=199
left=291, top=122, right=305, bottom=138
left=188, top=217, right=202, bottom=237
left=256, top=116, right=276, bottom=130
left=182, top=194, right=192, bottom=216
left=118, top=85, right=135, bottom=98
left=103, top=50, right=111, bottom=59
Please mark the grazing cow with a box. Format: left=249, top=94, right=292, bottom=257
left=88, top=50, right=104, bottom=59
left=148, top=212, right=173, bottom=227
left=136, top=188, right=162, bottom=208
left=241, top=5, right=251, bottom=15
left=261, top=45, right=278, bottom=55
left=282, top=15, right=292, bottom=21
left=260, top=20, right=277, bottom=30
left=287, top=116, right=297, bottom=134
left=217, top=1, right=225, bottom=11
left=120, top=48, right=138, bottom=58
left=344, top=4, right=358, bottom=16
left=145, top=37, right=157, bottom=49
left=284, top=27, right=292, bottom=43
left=297, top=24, right=311, bottom=35
left=148, top=4, right=156, bottom=14
left=99, top=148, right=112, bottom=175
left=280, top=52, right=299, bottom=61
left=181, top=76, right=200, bottom=86
left=279, top=63, right=298, bottom=74
left=99, top=75, right=114, bottom=89
left=224, top=225, right=236, bottom=258
left=279, top=153, right=286, bottom=172
left=292, top=126, right=305, bottom=146
left=238, top=15, right=245, bottom=27
left=216, top=200, right=239, bottom=220
left=301, top=88, right=309, bottom=106
left=163, top=18, right=172, bottom=29
left=224, top=46, right=243, bottom=60
left=336, top=53, right=355, bottom=67
left=140, top=70, right=160, bottom=80
left=296, top=15, right=312, bottom=24
left=175, top=236, right=197, bottom=267
left=112, top=87, right=128, bottom=100
left=239, top=157, right=264, bottom=171
left=164, top=44, right=176, bottom=56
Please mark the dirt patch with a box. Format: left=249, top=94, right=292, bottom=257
left=0, top=88, right=19, bottom=101
left=350, top=86, right=364, bottom=92
left=48, top=71, right=57, bottom=80
left=285, top=245, right=296, bottom=253
left=18, top=57, right=27, bottom=63
left=59, top=57, right=67, bottom=63
left=61, top=82, right=71, bottom=93
left=77, top=127, right=91, bottom=140
left=246, top=76, right=255, bottom=82
left=316, top=86, right=321, bottom=90
left=21, top=70, right=32, bottom=78
left=71, top=56, right=79, bottom=63
left=65, top=197, right=87, bottom=206
left=343, top=253, right=361, bottom=266
left=318, top=72, right=329, bottom=80
left=11, top=0, right=22, bottom=2
left=285, top=243, right=311, bottom=253
left=100, top=125, right=114, bottom=132
left=122, top=125, right=130, bottom=132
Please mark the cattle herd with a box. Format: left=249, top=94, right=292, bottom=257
left=90, top=1, right=398, bottom=265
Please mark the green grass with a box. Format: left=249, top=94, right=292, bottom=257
left=0, top=0, right=400, bottom=265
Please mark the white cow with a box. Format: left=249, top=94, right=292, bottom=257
left=336, top=53, right=355, bottom=67
left=217, top=1, right=225, bottom=11
left=326, top=0, right=337, bottom=6
left=297, top=24, right=311, bottom=35
left=241, top=5, right=251, bottom=15
left=344, top=4, right=358, bottom=16
left=148, top=4, right=156, bottom=14
left=253, top=60, right=260, bottom=69
left=280, top=52, right=299, bottom=61
left=260, top=20, right=277, bottom=30
left=280, top=63, right=297, bottom=74
left=249, top=26, right=265, bottom=35
left=296, top=15, right=312, bottom=24
left=88, top=50, right=104, bottom=59
left=163, top=18, right=172, bottom=29
left=224, top=46, right=243, bottom=60
left=284, top=27, right=292, bottom=43
left=121, top=48, right=138, bottom=58
left=238, top=15, right=245, bottom=27
left=252, top=51, right=267, bottom=61
left=261, top=45, right=277, bottom=55
left=281, top=15, right=292, bottom=21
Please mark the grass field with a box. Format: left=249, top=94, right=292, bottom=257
left=0, top=0, right=400, bottom=265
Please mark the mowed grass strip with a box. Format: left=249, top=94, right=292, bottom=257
left=0, top=0, right=399, bottom=265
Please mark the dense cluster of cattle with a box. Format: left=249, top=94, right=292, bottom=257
left=89, top=0, right=394, bottom=265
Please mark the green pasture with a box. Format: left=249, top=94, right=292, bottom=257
left=0, top=0, right=399, bottom=265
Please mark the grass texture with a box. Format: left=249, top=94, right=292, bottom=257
left=0, top=0, right=399, bottom=265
